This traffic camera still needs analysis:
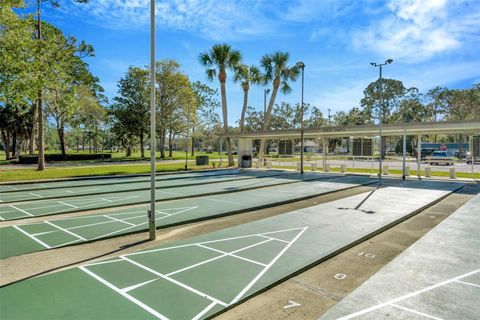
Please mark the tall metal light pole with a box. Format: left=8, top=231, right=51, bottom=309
left=370, top=59, right=393, bottom=187
left=296, top=62, right=305, bottom=174
left=185, top=103, right=190, bottom=171
left=262, top=89, right=270, bottom=165
left=148, top=0, right=156, bottom=241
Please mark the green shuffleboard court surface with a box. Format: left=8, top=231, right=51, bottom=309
left=0, top=171, right=334, bottom=221
left=0, top=169, right=241, bottom=193
left=0, top=175, right=375, bottom=258
left=0, top=181, right=463, bottom=320
left=0, top=170, right=283, bottom=203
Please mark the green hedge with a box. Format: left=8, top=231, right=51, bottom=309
left=18, top=153, right=112, bottom=164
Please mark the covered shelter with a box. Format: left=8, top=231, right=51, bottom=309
left=220, top=120, right=480, bottom=177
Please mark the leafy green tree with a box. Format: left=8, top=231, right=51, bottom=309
left=191, top=81, right=220, bottom=155
left=155, top=60, right=194, bottom=158
left=32, top=0, right=89, bottom=169
left=199, top=43, right=242, bottom=166
left=360, top=78, right=406, bottom=124
left=111, top=66, right=149, bottom=157
left=233, top=64, right=262, bottom=132
left=259, top=51, right=299, bottom=158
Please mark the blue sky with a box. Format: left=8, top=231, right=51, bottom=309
left=34, top=0, right=480, bottom=124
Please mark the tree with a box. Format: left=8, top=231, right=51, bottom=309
left=111, top=66, right=149, bottom=157
left=199, top=43, right=242, bottom=166
left=191, top=81, right=220, bottom=156
left=155, top=60, right=194, bottom=158
left=1, top=1, right=37, bottom=156
left=33, top=0, right=89, bottom=170
left=233, top=64, right=262, bottom=132
left=259, top=51, right=299, bottom=159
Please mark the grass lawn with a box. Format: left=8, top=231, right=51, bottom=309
left=0, top=163, right=214, bottom=182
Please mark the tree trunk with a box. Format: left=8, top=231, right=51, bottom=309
left=219, top=73, right=234, bottom=166
left=57, top=123, right=66, bottom=156
left=29, top=105, right=36, bottom=155
left=160, top=129, right=166, bottom=158
left=258, top=80, right=280, bottom=162
left=126, top=145, right=132, bottom=157
left=191, top=124, right=195, bottom=157
left=36, top=1, right=45, bottom=170
left=3, top=131, right=11, bottom=160
left=140, top=132, right=145, bottom=158
left=168, top=130, right=173, bottom=158
left=12, top=132, right=17, bottom=158
left=239, top=86, right=249, bottom=133
left=37, top=94, right=45, bottom=170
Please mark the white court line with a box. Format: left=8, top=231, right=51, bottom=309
left=44, top=221, right=87, bottom=241
left=165, top=254, right=227, bottom=277
left=126, top=227, right=308, bottom=257
left=13, top=225, right=51, bottom=249
left=192, top=301, right=217, bottom=320
left=336, top=268, right=480, bottom=320
left=29, top=192, right=43, bottom=198
left=58, top=201, right=79, bottom=209
left=390, top=303, right=443, bottom=320
left=196, top=242, right=269, bottom=267
left=79, top=266, right=169, bottom=320
left=51, top=239, right=82, bottom=248
left=230, top=226, right=309, bottom=304
left=89, top=206, right=198, bottom=241
left=120, top=256, right=229, bottom=307
left=104, top=215, right=136, bottom=226
left=166, top=238, right=272, bottom=277
left=455, top=280, right=480, bottom=288
left=9, top=205, right=34, bottom=217
left=257, top=234, right=290, bottom=244
left=121, top=279, right=158, bottom=293
left=201, top=196, right=249, bottom=207
left=85, top=259, right=123, bottom=266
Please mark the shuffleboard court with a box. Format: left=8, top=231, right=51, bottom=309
left=0, top=181, right=463, bottom=320
left=0, top=169, right=242, bottom=194
left=0, top=175, right=375, bottom=259
left=0, top=170, right=284, bottom=204
left=319, top=193, right=480, bottom=320
left=0, top=172, right=338, bottom=221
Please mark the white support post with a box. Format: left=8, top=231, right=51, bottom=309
left=322, top=138, right=327, bottom=171
left=417, top=134, right=421, bottom=179
left=470, top=135, right=474, bottom=178
left=402, top=129, right=406, bottom=180
left=219, top=137, right=223, bottom=168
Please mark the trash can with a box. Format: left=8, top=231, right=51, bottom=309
left=196, top=155, right=209, bottom=165
left=241, top=155, right=252, bottom=168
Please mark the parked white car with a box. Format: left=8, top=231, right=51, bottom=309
left=426, top=151, right=455, bottom=165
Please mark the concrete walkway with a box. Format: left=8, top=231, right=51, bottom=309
left=319, top=193, right=480, bottom=320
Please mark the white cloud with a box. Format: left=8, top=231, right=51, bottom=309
left=63, top=0, right=275, bottom=40
left=353, top=0, right=480, bottom=62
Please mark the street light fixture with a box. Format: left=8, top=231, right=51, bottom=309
left=370, top=59, right=393, bottom=187
left=296, top=61, right=305, bottom=174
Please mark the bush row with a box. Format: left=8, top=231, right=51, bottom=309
left=18, top=153, right=112, bottom=164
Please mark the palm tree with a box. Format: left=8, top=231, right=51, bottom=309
left=199, top=44, right=241, bottom=166
left=259, top=51, right=300, bottom=159
left=234, top=64, right=262, bottom=133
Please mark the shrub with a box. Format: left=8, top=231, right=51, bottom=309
left=18, top=154, right=112, bottom=164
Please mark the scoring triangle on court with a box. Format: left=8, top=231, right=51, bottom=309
left=80, top=226, right=309, bottom=320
